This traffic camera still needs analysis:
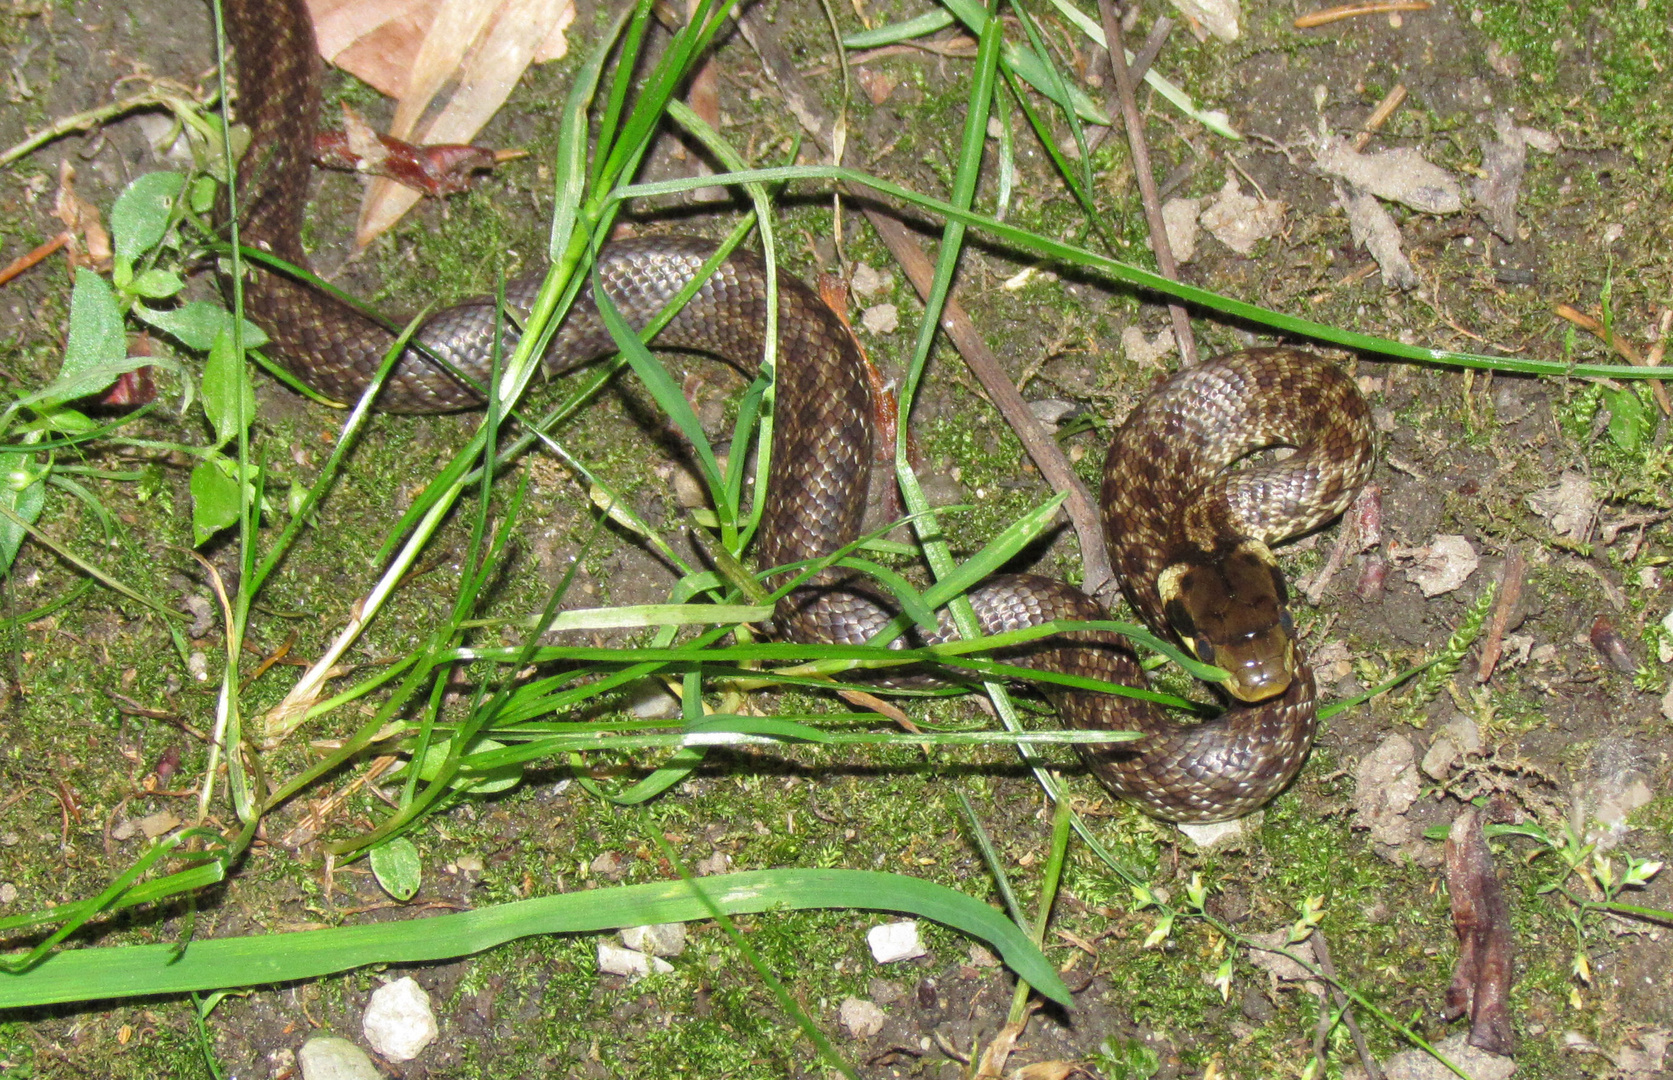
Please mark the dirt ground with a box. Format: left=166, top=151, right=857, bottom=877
left=1, top=0, right=1671, bottom=1077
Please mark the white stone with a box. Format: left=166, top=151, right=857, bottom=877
left=621, top=922, right=687, bottom=957
left=1177, top=815, right=1258, bottom=851
left=297, top=1036, right=380, bottom=1080
left=860, top=303, right=899, bottom=335
left=361, top=977, right=437, bottom=1062
left=839, top=996, right=887, bottom=1038
left=867, top=920, right=927, bottom=963
left=597, top=942, right=673, bottom=979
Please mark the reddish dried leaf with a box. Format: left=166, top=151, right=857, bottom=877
left=1444, top=807, right=1515, bottom=1054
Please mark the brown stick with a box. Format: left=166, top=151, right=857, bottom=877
left=1554, top=302, right=1672, bottom=416
left=1474, top=546, right=1526, bottom=683
left=1294, top=2, right=1432, bottom=29
left=1095, top=0, right=1197, bottom=367
left=1312, top=931, right=1384, bottom=1080
left=738, top=8, right=1115, bottom=597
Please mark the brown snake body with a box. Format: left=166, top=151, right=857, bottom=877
left=223, top=0, right=1374, bottom=822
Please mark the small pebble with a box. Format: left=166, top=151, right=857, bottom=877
left=621, top=923, right=687, bottom=957
left=361, top=977, right=437, bottom=1062
left=867, top=920, right=927, bottom=963
left=597, top=942, right=673, bottom=980
left=839, top=996, right=886, bottom=1038
left=297, top=1036, right=379, bottom=1080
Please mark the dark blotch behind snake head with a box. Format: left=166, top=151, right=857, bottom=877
left=1160, top=538, right=1296, bottom=703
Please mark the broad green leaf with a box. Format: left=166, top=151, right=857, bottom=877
left=0, top=465, right=46, bottom=575
left=369, top=838, right=422, bottom=901
left=129, top=268, right=185, bottom=300
left=396, top=736, right=524, bottom=795
left=1601, top=385, right=1650, bottom=451
left=48, top=270, right=127, bottom=407
left=0, top=869, right=1072, bottom=1009
left=201, top=328, right=254, bottom=449
left=135, top=301, right=267, bottom=352
left=189, top=457, right=242, bottom=546
left=110, top=171, right=184, bottom=271
left=189, top=175, right=218, bottom=214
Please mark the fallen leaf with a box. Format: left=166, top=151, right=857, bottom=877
left=1391, top=534, right=1478, bottom=597
left=303, top=0, right=576, bottom=243
left=1314, top=135, right=1462, bottom=214
left=1337, top=182, right=1417, bottom=290
left=1198, top=174, right=1285, bottom=256
left=1526, top=471, right=1597, bottom=542
left=1443, top=807, right=1514, bottom=1054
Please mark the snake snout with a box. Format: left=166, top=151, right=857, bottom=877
left=1212, top=627, right=1296, bottom=703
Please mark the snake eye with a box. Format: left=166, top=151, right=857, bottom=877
left=1279, top=608, right=1295, bottom=634
left=1191, top=638, right=1216, bottom=664
left=1164, top=597, right=1196, bottom=639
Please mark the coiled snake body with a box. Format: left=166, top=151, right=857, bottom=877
left=224, top=0, right=1374, bottom=822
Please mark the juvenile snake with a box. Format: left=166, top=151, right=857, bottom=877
left=222, top=0, right=1374, bottom=822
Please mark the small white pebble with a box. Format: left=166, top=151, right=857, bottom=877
left=621, top=923, right=687, bottom=957
left=840, top=997, right=887, bottom=1038
left=867, top=920, right=927, bottom=963
left=297, top=1036, right=379, bottom=1080
left=860, top=303, right=898, bottom=335
left=361, top=977, right=437, bottom=1062
left=598, top=942, right=673, bottom=980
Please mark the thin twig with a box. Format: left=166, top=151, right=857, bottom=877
left=1312, top=930, right=1385, bottom=1080
left=1351, top=83, right=1407, bottom=151
left=1096, top=0, right=1197, bottom=366
left=1295, top=2, right=1432, bottom=29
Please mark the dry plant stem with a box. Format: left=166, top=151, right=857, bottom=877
left=1443, top=807, right=1515, bottom=1054
left=0, top=233, right=70, bottom=288
left=1351, top=83, right=1407, bottom=152
left=1312, top=930, right=1384, bottom=1080
left=739, top=7, right=1115, bottom=596
left=261, top=472, right=469, bottom=742
left=1096, top=0, right=1196, bottom=368
left=0, top=79, right=212, bottom=168
left=1294, top=1, right=1432, bottom=28
left=1086, top=16, right=1173, bottom=157
left=1474, top=545, right=1525, bottom=683
left=1554, top=302, right=1673, bottom=415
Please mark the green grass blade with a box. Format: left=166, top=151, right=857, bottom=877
left=608, top=165, right=1659, bottom=381
left=0, top=870, right=1070, bottom=1009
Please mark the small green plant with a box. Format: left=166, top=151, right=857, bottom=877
left=1508, top=819, right=1666, bottom=1003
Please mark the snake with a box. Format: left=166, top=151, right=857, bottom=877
left=221, top=0, right=1375, bottom=822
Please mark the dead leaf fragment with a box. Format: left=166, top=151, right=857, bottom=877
left=138, top=810, right=182, bottom=838
left=1337, top=183, right=1417, bottom=289
left=1472, top=113, right=1555, bottom=242
left=1314, top=136, right=1462, bottom=214
left=304, top=0, right=576, bottom=244
left=1391, top=534, right=1479, bottom=597
left=1169, top=0, right=1240, bottom=40
left=1526, top=471, right=1597, bottom=542
left=1160, top=196, right=1201, bottom=263
left=1198, top=175, right=1285, bottom=256
left=1443, top=807, right=1514, bottom=1054
left=1353, top=733, right=1420, bottom=847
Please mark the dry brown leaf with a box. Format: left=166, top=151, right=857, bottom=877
left=302, top=0, right=576, bottom=244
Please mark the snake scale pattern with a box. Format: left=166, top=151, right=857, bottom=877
left=222, top=0, right=1374, bottom=822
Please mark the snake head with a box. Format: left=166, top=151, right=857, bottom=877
left=1158, top=539, right=1297, bottom=703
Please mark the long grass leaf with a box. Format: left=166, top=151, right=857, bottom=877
left=0, top=870, right=1071, bottom=1009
